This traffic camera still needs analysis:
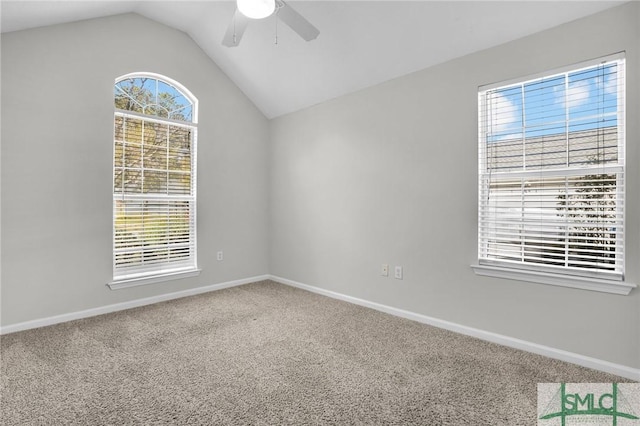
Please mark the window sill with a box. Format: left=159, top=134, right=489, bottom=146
left=108, top=268, right=201, bottom=290
left=471, top=264, right=635, bottom=295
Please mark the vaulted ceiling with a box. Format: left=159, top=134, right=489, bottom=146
left=1, top=1, right=625, bottom=118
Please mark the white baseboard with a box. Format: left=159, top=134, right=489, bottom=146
left=0, top=275, right=270, bottom=335
left=269, top=275, right=640, bottom=382
left=3, top=273, right=637, bottom=381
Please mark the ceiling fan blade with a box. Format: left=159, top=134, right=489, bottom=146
left=222, top=9, right=250, bottom=47
left=277, top=1, right=319, bottom=42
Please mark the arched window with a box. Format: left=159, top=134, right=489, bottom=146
left=111, top=73, right=198, bottom=288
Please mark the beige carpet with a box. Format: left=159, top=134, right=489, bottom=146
left=0, top=280, right=630, bottom=425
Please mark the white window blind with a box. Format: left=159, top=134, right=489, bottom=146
left=478, top=54, right=625, bottom=281
left=113, top=74, right=198, bottom=282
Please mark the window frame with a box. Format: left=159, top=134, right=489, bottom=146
left=471, top=53, right=635, bottom=295
left=108, top=72, right=200, bottom=290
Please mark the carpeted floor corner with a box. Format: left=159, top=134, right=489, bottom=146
left=0, top=280, right=632, bottom=425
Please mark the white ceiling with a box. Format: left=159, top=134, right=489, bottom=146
left=1, top=1, right=626, bottom=118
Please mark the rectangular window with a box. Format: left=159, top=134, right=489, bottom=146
left=475, top=53, right=630, bottom=292
left=113, top=113, right=197, bottom=284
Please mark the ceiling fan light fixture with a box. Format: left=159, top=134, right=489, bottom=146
left=237, top=0, right=276, bottom=19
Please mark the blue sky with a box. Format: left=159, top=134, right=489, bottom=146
left=487, top=63, right=619, bottom=142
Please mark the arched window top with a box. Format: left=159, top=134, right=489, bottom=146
left=114, top=72, right=198, bottom=124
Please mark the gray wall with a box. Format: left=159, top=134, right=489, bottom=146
left=269, top=2, right=640, bottom=368
left=1, top=14, right=270, bottom=324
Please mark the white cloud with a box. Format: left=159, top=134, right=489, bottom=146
left=596, top=73, right=617, bottom=96
left=489, top=92, right=520, bottom=134
left=566, top=79, right=591, bottom=109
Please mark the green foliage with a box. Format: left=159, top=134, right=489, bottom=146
left=114, top=201, right=191, bottom=266
left=556, top=172, right=617, bottom=268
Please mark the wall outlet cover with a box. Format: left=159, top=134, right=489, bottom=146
left=394, top=266, right=403, bottom=280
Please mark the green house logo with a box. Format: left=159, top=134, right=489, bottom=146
left=538, top=383, right=640, bottom=425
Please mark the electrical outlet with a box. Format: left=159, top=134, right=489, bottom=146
left=217, top=251, right=224, bottom=261
left=394, top=266, right=403, bottom=280
left=381, top=264, right=389, bottom=277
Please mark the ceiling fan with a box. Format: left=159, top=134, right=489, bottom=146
left=222, top=0, right=320, bottom=47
